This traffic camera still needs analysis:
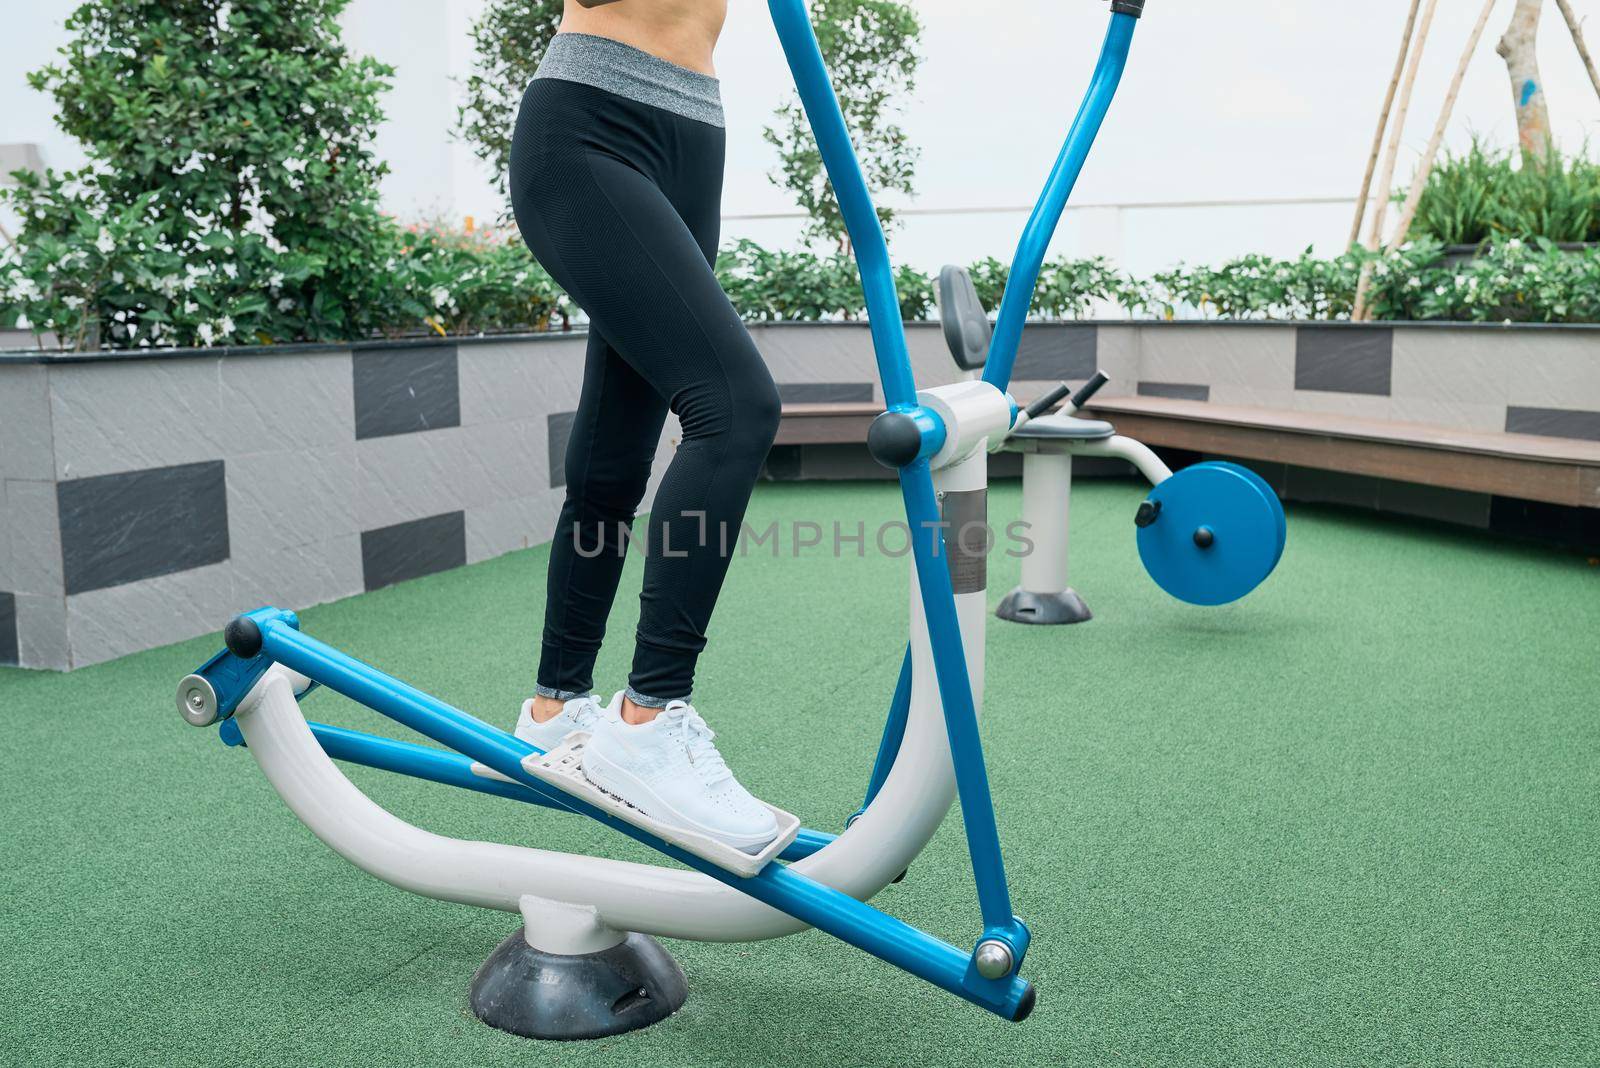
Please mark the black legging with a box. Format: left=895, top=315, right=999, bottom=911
left=510, top=78, right=780, bottom=704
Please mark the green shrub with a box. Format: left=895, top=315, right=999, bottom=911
left=1498, top=156, right=1600, bottom=244
left=1406, top=238, right=1600, bottom=322
left=715, top=239, right=865, bottom=321
left=711, top=243, right=1136, bottom=323
left=10, top=219, right=1600, bottom=349
left=388, top=222, right=567, bottom=337
left=893, top=263, right=936, bottom=321
left=1032, top=256, right=1137, bottom=319
left=1148, top=248, right=1367, bottom=321
left=1, top=0, right=399, bottom=349
left=1409, top=141, right=1506, bottom=246
left=964, top=257, right=1010, bottom=314
left=1411, top=140, right=1600, bottom=246
left=763, top=0, right=922, bottom=249
left=455, top=0, right=563, bottom=209
left=1144, top=239, right=1600, bottom=324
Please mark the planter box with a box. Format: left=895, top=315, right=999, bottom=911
left=3, top=320, right=1597, bottom=670
left=1440, top=241, right=1599, bottom=267
left=0, top=334, right=613, bottom=670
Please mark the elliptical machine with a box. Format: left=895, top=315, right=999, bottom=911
left=173, top=1, right=1229, bottom=1042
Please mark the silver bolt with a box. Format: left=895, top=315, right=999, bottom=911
left=974, top=939, right=1014, bottom=980
left=177, top=675, right=217, bottom=727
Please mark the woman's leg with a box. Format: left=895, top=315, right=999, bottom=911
left=510, top=75, right=779, bottom=850
left=555, top=151, right=780, bottom=708
left=511, top=84, right=779, bottom=712
left=535, top=331, right=669, bottom=704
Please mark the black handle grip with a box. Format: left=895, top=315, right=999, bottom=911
left=1024, top=382, right=1072, bottom=421
left=1070, top=371, right=1111, bottom=410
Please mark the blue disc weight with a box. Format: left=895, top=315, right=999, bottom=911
left=1202, top=460, right=1287, bottom=569
left=1136, top=462, right=1285, bottom=606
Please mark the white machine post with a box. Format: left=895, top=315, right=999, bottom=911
left=1017, top=451, right=1074, bottom=597
left=997, top=438, right=1094, bottom=625
left=995, top=369, right=1173, bottom=625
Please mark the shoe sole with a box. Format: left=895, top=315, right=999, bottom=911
left=581, top=747, right=777, bottom=855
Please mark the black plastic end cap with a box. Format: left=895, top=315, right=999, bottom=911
left=868, top=411, right=924, bottom=469
left=1013, top=983, right=1038, bottom=1022
left=224, top=615, right=263, bottom=660
left=470, top=928, right=688, bottom=1041
left=1135, top=499, right=1162, bottom=528
left=1111, top=0, right=1146, bottom=16
left=1069, top=370, right=1112, bottom=410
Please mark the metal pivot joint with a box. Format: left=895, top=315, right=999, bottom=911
left=975, top=940, right=1014, bottom=980
left=868, top=406, right=946, bottom=469
left=175, top=608, right=301, bottom=727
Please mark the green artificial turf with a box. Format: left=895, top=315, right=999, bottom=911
left=2, top=479, right=1597, bottom=1067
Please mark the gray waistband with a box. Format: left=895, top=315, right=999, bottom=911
left=535, top=33, right=724, bottom=128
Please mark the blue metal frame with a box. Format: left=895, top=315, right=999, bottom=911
left=854, top=11, right=1140, bottom=824
left=224, top=607, right=1033, bottom=1019
left=186, top=3, right=1143, bottom=1023
left=220, top=713, right=834, bottom=863
left=770, top=0, right=1024, bottom=951
left=851, top=644, right=913, bottom=824
left=983, top=12, right=1139, bottom=393
left=770, top=0, right=916, bottom=411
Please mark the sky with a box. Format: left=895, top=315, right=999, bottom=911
left=6, top=1, right=1600, bottom=274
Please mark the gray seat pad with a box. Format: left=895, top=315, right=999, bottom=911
left=1012, top=413, right=1116, bottom=441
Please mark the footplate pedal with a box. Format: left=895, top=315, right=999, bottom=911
left=521, top=732, right=800, bottom=878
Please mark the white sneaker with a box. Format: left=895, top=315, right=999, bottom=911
left=581, top=694, right=780, bottom=854
left=514, top=693, right=607, bottom=753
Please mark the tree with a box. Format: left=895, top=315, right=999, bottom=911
left=1498, top=0, right=1555, bottom=161
left=457, top=0, right=564, bottom=207
left=1, top=0, right=398, bottom=349
left=764, top=0, right=922, bottom=251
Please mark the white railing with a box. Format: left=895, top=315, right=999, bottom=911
left=723, top=194, right=1375, bottom=276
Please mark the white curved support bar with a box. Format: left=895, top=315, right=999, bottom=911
left=1073, top=434, right=1172, bottom=486
left=233, top=483, right=987, bottom=943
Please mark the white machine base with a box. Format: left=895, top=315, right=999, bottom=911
left=522, top=732, right=801, bottom=878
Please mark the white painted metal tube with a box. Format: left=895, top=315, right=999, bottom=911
left=1018, top=451, right=1073, bottom=593
left=233, top=486, right=987, bottom=942
left=1073, top=434, right=1173, bottom=485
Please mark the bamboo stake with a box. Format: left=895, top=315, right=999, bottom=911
left=1349, top=0, right=1424, bottom=249
left=1554, top=0, right=1600, bottom=105
left=1353, top=0, right=1441, bottom=320
left=1387, top=0, right=1502, bottom=254
left=1364, top=0, right=1440, bottom=253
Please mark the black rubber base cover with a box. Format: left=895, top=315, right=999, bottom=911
left=995, top=587, right=1093, bottom=626
left=469, top=928, right=689, bottom=1041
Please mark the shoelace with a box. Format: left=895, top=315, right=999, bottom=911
left=662, top=701, right=733, bottom=789
left=573, top=696, right=602, bottom=729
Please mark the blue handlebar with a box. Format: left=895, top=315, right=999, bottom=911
left=983, top=13, right=1139, bottom=393
left=768, top=0, right=918, bottom=410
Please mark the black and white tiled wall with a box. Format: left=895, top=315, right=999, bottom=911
left=992, top=320, right=1598, bottom=444
left=0, top=335, right=625, bottom=669
left=3, top=320, right=1597, bottom=670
